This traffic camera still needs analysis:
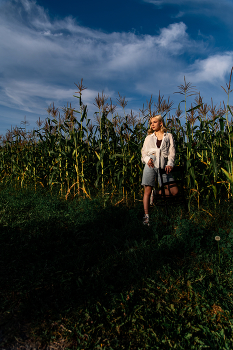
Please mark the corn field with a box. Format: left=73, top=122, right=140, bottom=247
left=1, top=74, right=233, bottom=205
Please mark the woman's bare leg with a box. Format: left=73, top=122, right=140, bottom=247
left=143, top=185, right=153, bottom=215
left=157, top=184, right=178, bottom=196
left=168, top=184, right=178, bottom=196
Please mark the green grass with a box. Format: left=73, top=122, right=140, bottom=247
left=0, top=186, right=233, bottom=349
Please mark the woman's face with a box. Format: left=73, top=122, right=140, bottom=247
left=150, top=117, right=162, bottom=132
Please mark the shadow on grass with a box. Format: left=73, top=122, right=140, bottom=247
left=1, top=186, right=233, bottom=348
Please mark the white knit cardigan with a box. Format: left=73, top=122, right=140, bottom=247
left=141, top=132, right=176, bottom=169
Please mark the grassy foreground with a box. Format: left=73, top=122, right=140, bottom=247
left=0, top=187, right=233, bottom=349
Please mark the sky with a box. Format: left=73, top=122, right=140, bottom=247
left=1, top=0, right=233, bottom=135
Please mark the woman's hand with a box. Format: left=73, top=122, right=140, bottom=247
left=165, top=165, right=173, bottom=174
left=147, top=159, right=154, bottom=168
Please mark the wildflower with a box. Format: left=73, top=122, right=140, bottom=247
left=215, top=236, right=221, bottom=241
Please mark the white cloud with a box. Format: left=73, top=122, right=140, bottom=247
left=0, top=0, right=232, bottom=134
left=171, top=11, right=185, bottom=19
left=0, top=0, right=198, bottom=115
left=3, top=82, right=74, bottom=107
left=184, top=53, right=233, bottom=83
left=143, top=0, right=233, bottom=26
left=155, top=22, right=187, bottom=51
left=0, top=80, right=109, bottom=115
left=144, top=0, right=227, bottom=5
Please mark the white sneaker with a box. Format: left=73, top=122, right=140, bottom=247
left=143, top=214, right=150, bottom=226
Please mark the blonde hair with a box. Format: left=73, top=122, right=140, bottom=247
left=147, top=114, right=167, bottom=135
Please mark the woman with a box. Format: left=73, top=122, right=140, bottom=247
left=141, top=114, right=178, bottom=225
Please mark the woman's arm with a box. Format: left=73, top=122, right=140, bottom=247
left=141, top=136, right=152, bottom=165
left=167, top=133, right=176, bottom=168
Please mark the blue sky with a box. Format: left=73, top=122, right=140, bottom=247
left=1, top=0, right=233, bottom=135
